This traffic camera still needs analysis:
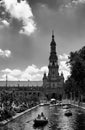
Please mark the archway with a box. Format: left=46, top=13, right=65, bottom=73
left=51, top=93, right=56, bottom=99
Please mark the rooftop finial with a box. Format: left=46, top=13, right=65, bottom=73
left=52, top=30, right=54, bottom=39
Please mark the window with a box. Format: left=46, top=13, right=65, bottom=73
left=16, top=92, right=18, bottom=96
left=33, top=92, right=36, bottom=95
left=29, top=92, right=31, bottom=95
left=25, top=92, right=27, bottom=96
left=38, top=93, right=40, bottom=96
left=52, top=83, right=55, bottom=88
left=52, top=71, right=54, bottom=75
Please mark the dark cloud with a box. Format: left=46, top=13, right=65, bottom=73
left=0, top=26, right=35, bottom=69
left=0, top=0, right=36, bottom=35
left=75, top=3, right=85, bottom=20
left=0, top=0, right=85, bottom=75
left=0, top=2, right=10, bottom=21
left=28, top=0, right=64, bottom=10
left=28, top=0, right=74, bottom=11
left=10, top=18, right=23, bottom=32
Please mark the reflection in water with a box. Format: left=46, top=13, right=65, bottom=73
left=0, top=106, right=85, bottom=130
left=58, top=109, right=73, bottom=130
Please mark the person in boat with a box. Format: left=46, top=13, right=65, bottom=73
left=41, top=112, right=47, bottom=120
left=37, top=114, right=41, bottom=119
left=41, top=112, right=44, bottom=117
left=43, top=116, right=46, bottom=120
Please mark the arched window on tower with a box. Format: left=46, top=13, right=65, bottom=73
left=52, top=70, right=55, bottom=76
left=52, top=61, right=55, bottom=66
left=51, top=83, right=55, bottom=88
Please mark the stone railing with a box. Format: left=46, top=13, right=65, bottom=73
left=67, top=99, right=85, bottom=109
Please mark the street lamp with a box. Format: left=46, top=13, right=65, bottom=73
left=6, top=75, right=8, bottom=88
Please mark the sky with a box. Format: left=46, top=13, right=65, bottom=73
left=0, top=0, right=85, bottom=81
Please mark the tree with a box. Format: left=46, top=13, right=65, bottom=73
left=65, top=77, right=77, bottom=99
left=65, top=46, right=85, bottom=100
left=1, top=90, right=14, bottom=109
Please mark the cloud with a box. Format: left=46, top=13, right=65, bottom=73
left=2, top=74, right=18, bottom=81
left=1, top=20, right=9, bottom=26
left=1, top=64, right=48, bottom=81
left=0, top=19, right=9, bottom=29
left=29, top=0, right=72, bottom=11
left=59, top=61, right=70, bottom=80
left=63, top=0, right=85, bottom=10
left=2, top=68, right=22, bottom=76
left=72, top=0, right=85, bottom=4
left=0, top=49, right=11, bottom=58
left=65, top=0, right=85, bottom=8
left=59, top=53, right=70, bottom=80
left=1, top=63, right=70, bottom=81
left=0, top=0, right=36, bottom=35
left=59, top=53, right=69, bottom=60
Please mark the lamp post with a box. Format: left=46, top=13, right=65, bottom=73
left=6, top=75, right=8, bottom=88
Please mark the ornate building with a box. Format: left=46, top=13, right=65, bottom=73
left=42, top=32, right=64, bottom=99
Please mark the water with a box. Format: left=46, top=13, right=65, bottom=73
left=0, top=105, right=85, bottom=130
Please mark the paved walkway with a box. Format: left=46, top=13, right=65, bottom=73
left=62, top=99, right=85, bottom=110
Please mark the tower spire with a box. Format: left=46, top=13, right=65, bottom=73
left=52, top=30, right=54, bottom=40
left=49, top=32, right=58, bottom=66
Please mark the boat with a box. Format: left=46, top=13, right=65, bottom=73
left=33, top=113, right=48, bottom=127
left=44, top=102, right=50, bottom=106
left=50, top=98, right=56, bottom=103
left=65, top=110, right=72, bottom=116
left=40, top=102, right=50, bottom=106
left=63, top=105, right=69, bottom=109
left=40, top=103, right=45, bottom=106
left=50, top=98, right=56, bottom=107
left=50, top=104, right=57, bottom=107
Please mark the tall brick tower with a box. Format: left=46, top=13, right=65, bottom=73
left=43, top=32, right=64, bottom=88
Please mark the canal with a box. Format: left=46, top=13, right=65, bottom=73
left=1, top=105, right=85, bottom=130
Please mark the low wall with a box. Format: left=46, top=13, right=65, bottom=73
left=70, top=100, right=85, bottom=110
left=62, top=99, right=85, bottom=110
left=0, top=104, right=40, bottom=126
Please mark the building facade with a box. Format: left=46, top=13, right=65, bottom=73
left=42, top=33, right=64, bottom=99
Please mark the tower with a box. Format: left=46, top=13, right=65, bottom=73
left=48, top=31, right=59, bottom=81
left=43, top=32, right=64, bottom=89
